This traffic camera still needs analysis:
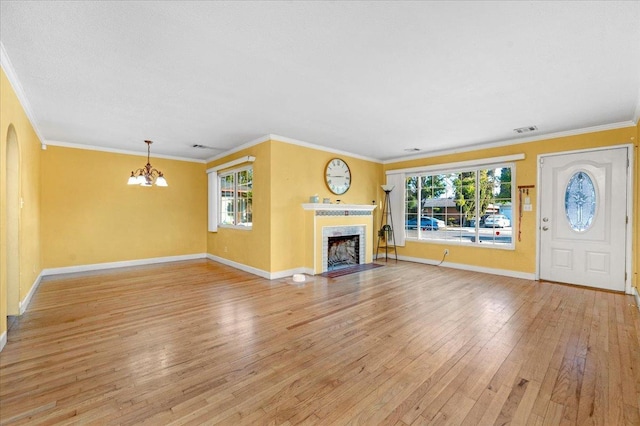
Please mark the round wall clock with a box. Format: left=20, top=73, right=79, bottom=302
left=325, top=158, right=351, bottom=195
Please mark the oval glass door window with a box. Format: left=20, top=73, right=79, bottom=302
left=564, top=171, right=596, bottom=232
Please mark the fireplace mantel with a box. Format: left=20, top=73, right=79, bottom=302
left=302, top=203, right=376, bottom=212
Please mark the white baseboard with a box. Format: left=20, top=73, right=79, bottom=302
left=209, top=251, right=536, bottom=282
left=14, top=254, right=207, bottom=317
left=633, top=287, right=640, bottom=312
left=17, top=253, right=304, bottom=322
left=206, top=254, right=271, bottom=279
left=20, top=271, right=44, bottom=315
left=0, top=330, right=6, bottom=352
left=41, top=253, right=207, bottom=277
left=380, top=254, right=536, bottom=281
left=205, top=254, right=313, bottom=280
left=17, top=251, right=539, bottom=325
left=270, top=267, right=315, bottom=280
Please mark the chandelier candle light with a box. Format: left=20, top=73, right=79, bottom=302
left=127, top=140, right=168, bottom=187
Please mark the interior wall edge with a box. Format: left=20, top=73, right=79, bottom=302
left=19, top=271, right=43, bottom=315
left=206, top=253, right=271, bottom=279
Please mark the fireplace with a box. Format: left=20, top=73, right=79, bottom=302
left=327, top=235, right=360, bottom=271
left=322, top=225, right=366, bottom=272
left=302, top=203, right=375, bottom=275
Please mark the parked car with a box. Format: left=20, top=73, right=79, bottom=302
left=484, top=214, right=511, bottom=228
left=469, top=214, right=492, bottom=227
left=406, top=216, right=445, bottom=230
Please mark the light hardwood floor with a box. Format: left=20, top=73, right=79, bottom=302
left=1, top=259, right=639, bottom=425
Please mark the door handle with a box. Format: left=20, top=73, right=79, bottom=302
left=542, top=226, right=549, bottom=231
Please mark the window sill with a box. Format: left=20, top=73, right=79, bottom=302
left=218, top=224, right=253, bottom=231
left=404, top=236, right=515, bottom=250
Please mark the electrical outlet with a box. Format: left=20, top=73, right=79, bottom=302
left=444, top=249, right=449, bottom=255
left=224, top=246, right=228, bottom=253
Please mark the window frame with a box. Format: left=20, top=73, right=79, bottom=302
left=404, top=162, right=516, bottom=249
left=217, top=165, right=253, bottom=230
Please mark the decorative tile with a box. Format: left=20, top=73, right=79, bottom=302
left=316, top=210, right=371, bottom=216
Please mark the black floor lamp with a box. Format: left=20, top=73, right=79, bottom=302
left=376, top=184, right=398, bottom=262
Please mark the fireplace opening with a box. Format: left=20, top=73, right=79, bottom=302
left=327, top=235, right=360, bottom=271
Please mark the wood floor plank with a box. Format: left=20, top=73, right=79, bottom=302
left=475, top=384, right=513, bottom=426
left=1, top=259, right=639, bottom=425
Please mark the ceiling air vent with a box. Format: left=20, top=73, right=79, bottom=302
left=192, top=144, right=216, bottom=149
left=513, top=125, right=538, bottom=134
left=404, top=148, right=421, bottom=152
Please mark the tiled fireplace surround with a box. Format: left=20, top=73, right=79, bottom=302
left=302, top=203, right=376, bottom=274
left=322, top=226, right=366, bottom=271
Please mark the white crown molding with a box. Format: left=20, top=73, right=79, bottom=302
left=383, top=121, right=637, bottom=165
left=205, top=135, right=271, bottom=163
left=0, top=42, right=46, bottom=145
left=268, top=134, right=382, bottom=163
left=44, top=140, right=206, bottom=163
left=205, top=134, right=382, bottom=164
left=385, top=153, right=525, bottom=175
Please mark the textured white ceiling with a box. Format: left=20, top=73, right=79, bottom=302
left=1, top=1, right=639, bottom=162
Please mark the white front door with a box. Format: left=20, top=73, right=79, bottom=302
left=539, top=147, right=628, bottom=291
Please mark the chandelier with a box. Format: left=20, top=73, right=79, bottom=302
left=127, top=140, right=168, bottom=187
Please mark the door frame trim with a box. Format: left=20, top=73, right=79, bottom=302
left=535, top=143, right=634, bottom=294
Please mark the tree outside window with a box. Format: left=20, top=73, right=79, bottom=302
left=219, top=167, right=253, bottom=228
left=404, top=165, right=514, bottom=246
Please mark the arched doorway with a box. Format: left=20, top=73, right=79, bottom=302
left=6, top=125, right=20, bottom=315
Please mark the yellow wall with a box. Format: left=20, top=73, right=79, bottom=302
left=206, top=141, right=273, bottom=272
left=1, top=68, right=42, bottom=336
left=384, top=126, right=639, bottom=289
left=269, top=140, right=381, bottom=273
left=206, top=138, right=383, bottom=275
left=40, top=146, right=207, bottom=267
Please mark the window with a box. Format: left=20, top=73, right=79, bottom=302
left=565, top=171, right=596, bottom=232
left=405, top=164, right=514, bottom=247
left=219, top=166, right=253, bottom=228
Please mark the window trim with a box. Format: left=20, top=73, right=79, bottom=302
left=402, top=162, right=517, bottom=249
left=207, top=156, right=255, bottom=232
left=218, top=165, right=253, bottom=229
left=386, top=153, right=524, bottom=176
